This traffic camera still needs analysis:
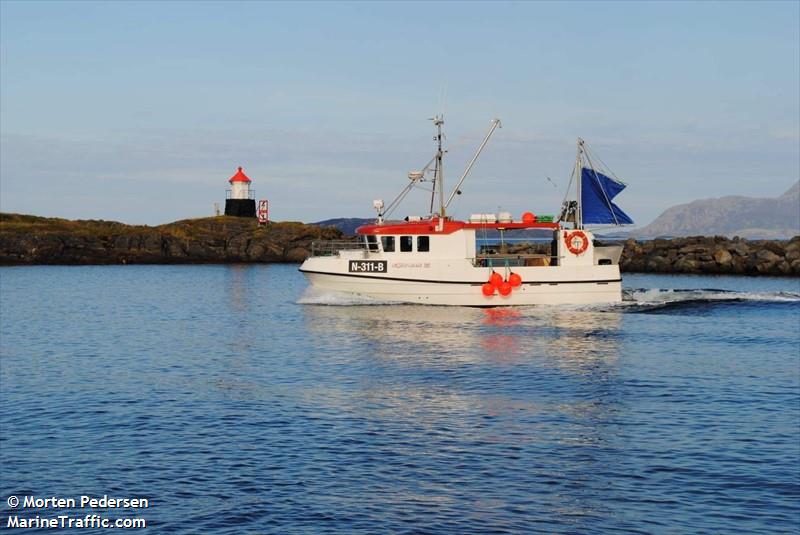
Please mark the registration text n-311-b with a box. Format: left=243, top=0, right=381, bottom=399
left=348, top=261, right=387, bottom=273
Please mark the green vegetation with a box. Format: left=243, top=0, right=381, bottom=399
left=0, top=213, right=145, bottom=236
left=0, top=213, right=342, bottom=265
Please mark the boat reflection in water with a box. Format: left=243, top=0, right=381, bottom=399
left=224, top=264, right=253, bottom=312
left=299, top=299, right=627, bottom=522
left=301, top=296, right=621, bottom=371
left=299, top=296, right=624, bottom=422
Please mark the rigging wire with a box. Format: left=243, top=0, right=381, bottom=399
left=558, top=162, right=577, bottom=220
left=583, top=143, right=627, bottom=185
left=582, top=145, right=620, bottom=226
left=379, top=120, right=503, bottom=222
left=382, top=154, right=438, bottom=219
left=450, top=189, right=463, bottom=221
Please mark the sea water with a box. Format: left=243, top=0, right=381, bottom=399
left=1, top=265, right=798, bottom=533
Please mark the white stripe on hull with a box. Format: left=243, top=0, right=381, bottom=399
left=301, top=270, right=621, bottom=306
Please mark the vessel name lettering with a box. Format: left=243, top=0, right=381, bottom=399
left=391, top=262, right=431, bottom=269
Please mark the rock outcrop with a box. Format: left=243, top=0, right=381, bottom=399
left=0, top=214, right=342, bottom=265
left=619, top=235, right=800, bottom=276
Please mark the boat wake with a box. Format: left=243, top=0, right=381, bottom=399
left=617, top=288, right=800, bottom=313
left=297, top=287, right=404, bottom=306
left=298, top=286, right=800, bottom=311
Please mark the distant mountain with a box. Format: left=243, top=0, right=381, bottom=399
left=632, top=181, right=799, bottom=239
left=313, top=218, right=374, bottom=236
left=316, top=183, right=800, bottom=240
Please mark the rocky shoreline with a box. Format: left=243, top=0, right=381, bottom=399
left=1, top=214, right=798, bottom=276
left=0, top=214, right=341, bottom=265
left=618, top=235, right=800, bottom=276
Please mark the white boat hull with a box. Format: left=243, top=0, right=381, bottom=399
left=300, top=260, right=622, bottom=306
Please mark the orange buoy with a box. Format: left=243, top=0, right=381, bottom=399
left=522, top=211, right=536, bottom=223
left=481, top=283, right=495, bottom=296
left=498, top=281, right=512, bottom=296
left=489, top=271, right=503, bottom=287
left=508, top=272, right=522, bottom=287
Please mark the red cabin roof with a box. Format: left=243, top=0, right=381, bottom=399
left=229, top=166, right=251, bottom=183
left=356, top=218, right=559, bottom=235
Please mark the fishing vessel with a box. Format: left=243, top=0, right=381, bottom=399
left=300, top=117, right=633, bottom=306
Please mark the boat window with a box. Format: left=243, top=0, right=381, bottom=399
left=381, top=236, right=395, bottom=252
left=400, top=236, right=413, bottom=252
left=417, top=236, right=430, bottom=252
left=366, top=235, right=379, bottom=252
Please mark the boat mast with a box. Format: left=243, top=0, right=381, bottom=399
left=576, top=138, right=584, bottom=230
left=429, top=115, right=445, bottom=218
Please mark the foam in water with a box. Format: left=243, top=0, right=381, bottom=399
left=608, top=287, right=800, bottom=314
left=298, top=285, right=800, bottom=309
left=297, top=286, right=403, bottom=306
left=624, top=287, right=800, bottom=304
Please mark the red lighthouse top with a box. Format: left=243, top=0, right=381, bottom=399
left=228, top=166, right=251, bottom=183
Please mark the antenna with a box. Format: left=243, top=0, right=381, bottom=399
left=438, top=81, right=448, bottom=118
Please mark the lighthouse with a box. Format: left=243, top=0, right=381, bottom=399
left=224, top=166, right=256, bottom=217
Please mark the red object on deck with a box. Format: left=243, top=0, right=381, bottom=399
left=229, top=166, right=252, bottom=183
left=522, top=212, right=536, bottom=223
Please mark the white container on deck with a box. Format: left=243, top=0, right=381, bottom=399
left=469, top=213, right=497, bottom=223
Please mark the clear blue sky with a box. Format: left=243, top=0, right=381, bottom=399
left=1, top=0, right=798, bottom=226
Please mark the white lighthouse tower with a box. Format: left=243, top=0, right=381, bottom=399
left=224, top=166, right=256, bottom=217
left=229, top=166, right=251, bottom=198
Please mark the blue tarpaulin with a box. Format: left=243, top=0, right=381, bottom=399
left=581, top=167, right=633, bottom=225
